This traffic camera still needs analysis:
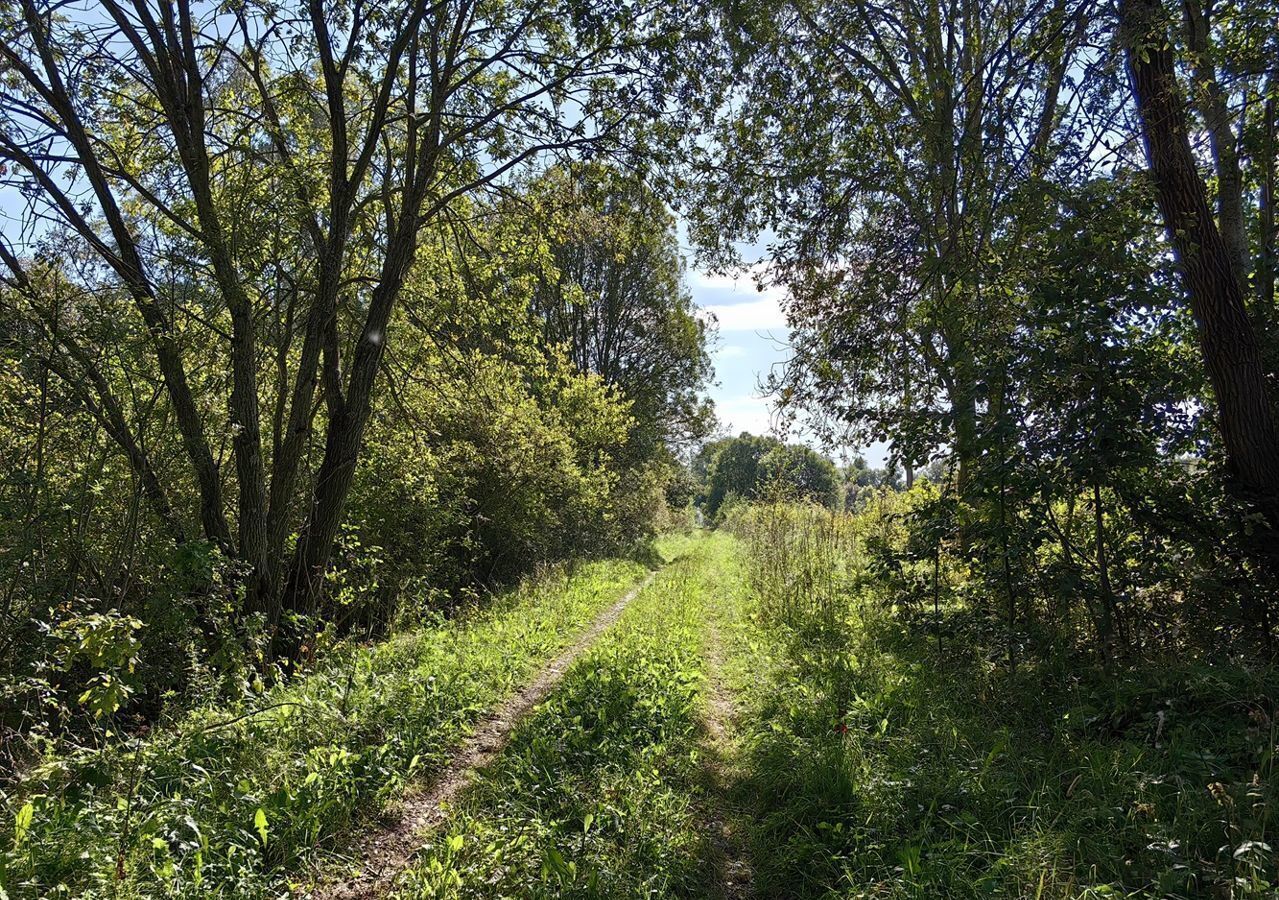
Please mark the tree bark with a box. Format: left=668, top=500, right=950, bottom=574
left=1121, top=0, right=1279, bottom=525
left=1093, top=480, right=1117, bottom=654
left=116, top=0, right=272, bottom=602
left=1180, top=0, right=1249, bottom=290
left=280, top=176, right=431, bottom=621
left=1261, top=92, right=1277, bottom=325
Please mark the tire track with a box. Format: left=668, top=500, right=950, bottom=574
left=313, top=569, right=659, bottom=900
left=700, top=620, right=757, bottom=900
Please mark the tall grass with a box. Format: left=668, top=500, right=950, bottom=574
left=716, top=504, right=1279, bottom=898
left=726, top=500, right=857, bottom=630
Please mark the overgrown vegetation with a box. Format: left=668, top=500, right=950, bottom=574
left=0, top=39, right=712, bottom=765
left=391, top=533, right=721, bottom=899
left=2, top=0, right=1279, bottom=896
left=722, top=499, right=1278, bottom=898
left=0, top=559, right=648, bottom=898
left=687, top=0, right=1279, bottom=654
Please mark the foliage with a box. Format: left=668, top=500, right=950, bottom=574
left=0, top=143, right=708, bottom=754
left=720, top=504, right=1279, bottom=898
left=0, top=559, right=649, bottom=899
left=393, top=534, right=721, bottom=899
left=695, top=433, right=840, bottom=519
left=682, top=0, right=1279, bottom=640
left=527, top=163, right=717, bottom=457
left=0, top=0, right=712, bottom=751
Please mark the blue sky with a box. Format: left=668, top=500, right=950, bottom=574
left=687, top=265, right=791, bottom=437
left=683, top=255, right=890, bottom=467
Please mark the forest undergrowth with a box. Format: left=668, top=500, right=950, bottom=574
left=4, top=519, right=1276, bottom=900
left=720, top=501, right=1278, bottom=899
left=0, top=558, right=653, bottom=899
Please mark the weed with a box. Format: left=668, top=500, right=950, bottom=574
left=392, top=535, right=733, bottom=899
left=0, top=560, right=649, bottom=899
left=720, top=509, right=1279, bottom=898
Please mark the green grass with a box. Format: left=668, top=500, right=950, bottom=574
left=391, top=532, right=734, bottom=899
left=0, top=557, right=650, bottom=899
left=717, top=538, right=1279, bottom=899
left=8, top=525, right=1273, bottom=900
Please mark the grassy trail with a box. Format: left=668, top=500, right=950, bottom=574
left=382, top=531, right=735, bottom=898
left=12, top=528, right=1271, bottom=899
left=1, top=558, right=654, bottom=899
left=379, top=526, right=1276, bottom=900
left=696, top=616, right=757, bottom=900
left=318, top=569, right=659, bottom=899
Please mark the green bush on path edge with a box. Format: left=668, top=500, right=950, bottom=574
left=0, top=554, right=658, bottom=899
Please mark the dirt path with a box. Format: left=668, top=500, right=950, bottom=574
left=700, top=622, right=757, bottom=900
left=313, top=570, right=658, bottom=900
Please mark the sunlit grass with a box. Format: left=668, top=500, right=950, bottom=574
left=0, top=558, right=651, bottom=899
left=393, top=533, right=733, bottom=899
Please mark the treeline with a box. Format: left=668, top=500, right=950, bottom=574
left=685, top=0, right=1279, bottom=657
left=692, top=432, right=928, bottom=519
left=0, top=0, right=711, bottom=760
left=694, top=433, right=839, bottom=517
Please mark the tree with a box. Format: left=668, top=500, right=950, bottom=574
left=0, top=0, right=674, bottom=643
left=687, top=0, right=1092, bottom=506
left=1118, top=0, right=1279, bottom=534
left=528, top=163, right=715, bottom=458
left=697, top=432, right=839, bottom=517
left=759, top=444, right=840, bottom=509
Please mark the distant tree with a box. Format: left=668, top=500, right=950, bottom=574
left=698, top=433, right=839, bottom=517
left=529, top=163, right=715, bottom=458
left=701, top=434, right=776, bottom=518
left=759, top=444, right=840, bottom=508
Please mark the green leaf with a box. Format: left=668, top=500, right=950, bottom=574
left=14, top=801, right=34, bottom=845
left=254, top=807, right=269, bottom=846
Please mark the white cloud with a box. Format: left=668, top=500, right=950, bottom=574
left=690, top=262, right=790, bottom=333
left=701, top=294, right=789, bottom=332
left=715, top=394, right=779, bottom=436
left=691, top=270, right=752, bottom=292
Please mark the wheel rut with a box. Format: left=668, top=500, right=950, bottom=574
left=700, top=621, right=757, bottom=900
left=312, top=569, right=659, bottom=900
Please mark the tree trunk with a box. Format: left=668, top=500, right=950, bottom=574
left=1181, top=0, right=1249, bottom=290
left=1093, top=480, right=1117, bottom=656
left=279, top=209, right=425, bottom=625
left=950, top=344, right=980, bottom=553
left=1261, top=92, right=1276, bottom=329
left=1121, top=0, right=1279, bottom=528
